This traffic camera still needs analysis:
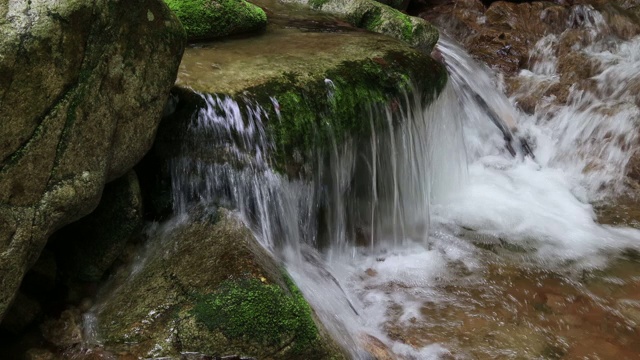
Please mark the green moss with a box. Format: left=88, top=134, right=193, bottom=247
left=359, top=4, right=416, bottom=44
left=399, top=13, right=413, bottom=42
left=163, top=0, right=267, bottom=40
left=247, top=51, right=446, bottom=171
left=171, top=48, right=447, bottom=175
left=358, top=6, right=384, bottom=31
left=192, top=277, right=319, bottom=354
left=309, top=0, right=330, bottom=8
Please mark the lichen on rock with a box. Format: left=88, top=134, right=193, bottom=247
left=163, top=0, right=267, bottom=40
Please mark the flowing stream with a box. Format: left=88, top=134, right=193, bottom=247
left=100, top=5, right=640, bottom=359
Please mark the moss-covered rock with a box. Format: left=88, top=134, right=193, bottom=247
left=283, top=0, right=438, bottom=51
left=0, top=0, right=185, bottom=321
left=253, top=53, right=446, bottom=169
left=94, top=209, right=345, bottom=359
left=167, top=14, right=447, bottom=174
left=164, top=0, right=267, bottom=40
left=180, top=275, right=331, bottom=358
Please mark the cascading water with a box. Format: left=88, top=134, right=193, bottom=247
left=160, top=24, right=640, bottom=358
left=89, top=4, right=640, bottom=358
left=297, top=5, right=640, bottom=357
left=161, top=80, right=467, bottom=358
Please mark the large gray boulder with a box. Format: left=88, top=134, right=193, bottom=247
left=0, top=0, right=185, bottom=320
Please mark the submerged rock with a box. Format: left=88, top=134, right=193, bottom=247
left=94, top=209, right=346, bottom=359
left=0, top=0, right=185, bottom=320
left=164, top=0, right=268, bottom=41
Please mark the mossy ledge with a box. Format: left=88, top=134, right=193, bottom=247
left=191, top=274, right=326, bottom=358
left=163, top=0, right=267, bottom=41
left=169, top=50, right=447, bottom=175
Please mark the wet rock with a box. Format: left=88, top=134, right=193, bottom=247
left=420, top=0, right=640, bottom=122
left=425, top=1, right=569, bottom=75
left=0, top=0, right=185, bottom=320
left=545, top=293, right=566, bottom=312
left=24, top=348, right=56, bottom=360
left=40, top=309, right=83, bottom=348
left=171, top=8, right=446, bottom=175
left=94, top=209, right=346, bottom=359
left=51, top=170, right=144, bottom=283
left=365, top=268, right=378, bottom=277
left=283, top=0, right=439, bottom=51
left=163, top=0, right=267, bottom=41
left=358, top=334, right=396, bottom=360
left=616, top=300, right=640, bottom=324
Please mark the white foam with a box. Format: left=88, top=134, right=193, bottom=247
left=316, top=28, right=640, bottom=359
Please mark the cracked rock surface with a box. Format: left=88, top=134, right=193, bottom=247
left=0, top=0, right=185, bottom=320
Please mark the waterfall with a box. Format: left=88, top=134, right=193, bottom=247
left=169, top=84, right=467, bottom=254
left=91, top=4, right=640, bottom=357
left=150, top=27, right=640, bottom=356
left=158, top=78, right=467, bottom=357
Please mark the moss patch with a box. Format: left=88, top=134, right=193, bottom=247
left=250, top=51, right=447, bottom=171
left=288, top=0, right=439, bottom=50
left=163, top=0, right=267, bottom=40
left=192, top=276, right=319, bottom=354
left=355, top=2, right=424, bottom=45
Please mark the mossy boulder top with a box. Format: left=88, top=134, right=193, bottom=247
left=171, top=5, right=446, bottom=172
left=164, top=0, right=268, bottom=40
left=0, top=0, right=185, bottom=320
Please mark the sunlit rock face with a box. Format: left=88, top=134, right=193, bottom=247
left=0, top=0, right=185, bottom=320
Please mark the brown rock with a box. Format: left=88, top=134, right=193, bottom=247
left=40, top=309, right=83, bottom=347
left=358, top=334, right=397, bottom=360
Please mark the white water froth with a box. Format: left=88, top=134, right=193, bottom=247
left=316, top=16, right=640, bottom=359
left=430, top=31, right=640, bottom=269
